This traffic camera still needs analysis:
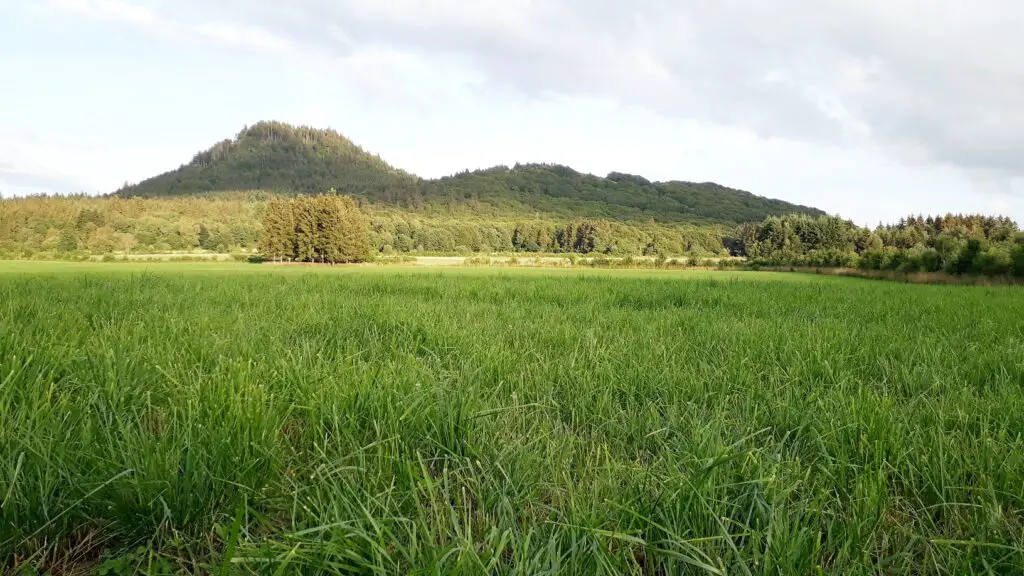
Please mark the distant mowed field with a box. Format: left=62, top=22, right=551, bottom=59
left=2, top=262, right=1024, bottom=574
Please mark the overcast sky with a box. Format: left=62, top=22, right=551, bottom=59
left=1, top=0, right=1023, bottom=225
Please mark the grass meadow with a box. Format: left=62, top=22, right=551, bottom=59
left=2, top=262, right=1024, bottom=574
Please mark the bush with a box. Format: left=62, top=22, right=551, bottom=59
left=859, top=249, right=892, bottom=270
left=885, top=248, right=910, bottom=271
left=896, top=253, right=923, bottom=273
left=947, top=239, right=985, bottom=275
left=101, top=254, right=117, bottom=262
left=806, top=249, right=856, bottom=268
left=920, top=248, right=943, bottom=273
left=247, top=255, right=265, bottom=264
left=973, top=246, right=1013, bottom=276
left=1012, top=244, right=1024, bottom=278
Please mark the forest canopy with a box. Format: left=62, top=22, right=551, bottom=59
left=0, top=193, right=732, bottom=259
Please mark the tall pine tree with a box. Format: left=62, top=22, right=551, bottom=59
left=259, top=198, right=296, bottom=261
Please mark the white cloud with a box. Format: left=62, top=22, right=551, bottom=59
left=189, top=22, right=295, bottom=54
left=6, top=0, right=1024, bottom=222
left=0, top=130, right=108, bottom=193
left=40, top=0, right=293, bottom=55
left=31, top=0, right=1024, bottom=179
left=43, top=0, right=174, bottom=34
left=143, top=0, right=1022, bottom=179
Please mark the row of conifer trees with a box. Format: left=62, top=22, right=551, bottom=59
left=259, top=194, right=371, bottom=263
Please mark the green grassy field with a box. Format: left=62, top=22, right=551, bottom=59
left=2, top=262, right=1024, bottom=574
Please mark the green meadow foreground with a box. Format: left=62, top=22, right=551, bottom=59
left=2, top=263, right=1024, bottom=574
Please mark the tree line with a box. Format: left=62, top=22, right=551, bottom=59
left=0, top=193, right=732, bottom=259
left=733, top=213, right=1024, bottom=277
left=0, top=193, right=264, bottom=257
left=3, top=192, right=1022, bottom=279
left=368, top=217, right=727, bottom=256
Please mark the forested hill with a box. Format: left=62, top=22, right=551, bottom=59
left=117, top=121, right=825, bottom=224
left=424, top=166, right=824, bottom=224
left=117, top=122, right=421, bottom=203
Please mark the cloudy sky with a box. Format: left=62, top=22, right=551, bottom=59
left=1, top=0, right=1022, bottom=225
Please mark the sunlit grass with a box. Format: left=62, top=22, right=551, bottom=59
left=2, top=263, right=1023, bottom=574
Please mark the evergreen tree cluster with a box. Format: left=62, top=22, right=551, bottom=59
left=260, top=194, right=370, bottom=263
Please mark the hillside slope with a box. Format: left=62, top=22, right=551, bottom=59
left=117, top=121, right=825, bottom=224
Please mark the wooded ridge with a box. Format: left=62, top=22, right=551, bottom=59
left=115, top=121, right=825, bottom=226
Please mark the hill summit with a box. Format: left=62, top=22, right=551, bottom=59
left=117, top=121, right=825, bottom=224
left=118, top=121, right=421, bottom=202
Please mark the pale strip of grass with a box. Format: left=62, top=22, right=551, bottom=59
left=0, top=259, right=827, bottom=284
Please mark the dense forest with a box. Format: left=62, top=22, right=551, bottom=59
left=3, top=191, right=1022, bottom=278
left=418, top=164, right=824, bottom=224
left=116, top=121, right=824, bottom=225
left=0, top=193, right=730, bottom=258
left=0, top=194, right=263, bottom=257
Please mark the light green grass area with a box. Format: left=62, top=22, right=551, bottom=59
left=2, top=262, right=1023, bottom=574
